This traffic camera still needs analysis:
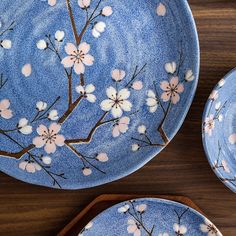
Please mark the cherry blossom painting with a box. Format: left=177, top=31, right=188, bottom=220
left=0, top=0, right=199, bottom=189
left=79, top=198, right=222, bottom=236
left=202, top=68, right=236, bottom=193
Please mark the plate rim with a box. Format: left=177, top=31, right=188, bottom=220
left=79, top=197, right=221, bottom=235
left=202, top=67, right=236, bottom=193
left=0, top=0, right=200, bottom=189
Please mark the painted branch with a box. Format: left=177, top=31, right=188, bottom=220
left=66, top=0, right=80, bottom=45
left=65, top=112, right=108, bottom=144
left=0, top=144, right=35, bottom=159
left=58, top=96, right=83, bottom=124
left=158, top=101, right=171, bottom=144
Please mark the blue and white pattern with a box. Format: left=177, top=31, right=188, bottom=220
left=79, top=198, right=222, bottom=236
left=0, top=0, right=199, bottom=189
left=202, top=68, right=236, bottom=193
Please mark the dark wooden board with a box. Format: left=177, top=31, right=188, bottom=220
left=0, top=1, right=236, bottom=235
left=57, top=194, right=204, bottom=236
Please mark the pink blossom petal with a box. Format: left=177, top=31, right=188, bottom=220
left=26, top=163, right=36, bottom=173
left=19, top=161, right=28, bottom=170
left=74, top=61, right=85, bottom=74
left=132, top=81, right=143, bottom=90
left=171, top=92, right=180, bottom=104
left=161, top=92, right=171, bottom=102
left=0, top=109, right=13, bottom=119
left=0, top=99, right=10, bottom=110
left=120, top=100, right=132, bottom=112
left=160, top=81, right=170, bottom=91
left=65, top=43, right=77, bottom=55
left=118, top=123, right=128, bottom=133
left=49, top=123, right=61, bottom=134
left=176, top=83, right=184, bottom=93
left=82, top=54, right=94, bottom=66
left=119, top=116, right=130, bottom=125
left=229, top=134, right=236, bottom=144
left=100, top=99, right=113, bottom=111
left=134, top=230, right=141, bottom=236
left=54, top=134, right=65, bottom=146
left=112, top=125, right=120, bottom=137
left=44, top=141, right=57, bottom=154
left=127, top=225, right=137, bottom=234
left=170, top=76, right=179, bottom=89
left=79, top=42, right=90, bottom=54
left=33, top=136, right=46, bottom=148
left=111, top=106, right=123, bottom=118
left=36, top=124, right=48, bottom=135
left=61, top=56, right=75, bottom=68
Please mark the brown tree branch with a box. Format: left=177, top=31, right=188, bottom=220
left=58, top=95, right=83, bottom=124
left=0, top=144, right=35, bottom=159
left=158, top=101, right=171, bottom=144
left=66, top=0, right=80, bottom=45
left=65, top=111, right=109, bottom=144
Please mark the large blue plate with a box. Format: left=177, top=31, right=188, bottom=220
left=0, top=0, right=199, bottom=189
left=79, top=198, right=222, bottom=236
left=202, top=68, right=236, bottom=193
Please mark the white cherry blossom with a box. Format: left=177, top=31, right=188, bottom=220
left=78, top=0, right=91, bottom=9
left=0, top=99, right=13, bottom=119
left=165, top=62, right=176, bottom=74
left=102, top=6, right=113, bottom=16
left=173, top=223, right=187, bottom=235
left=146, top=90, right=159, bottom=113
left=83, top=167, right=92, bottom=176
left=138, top=125, right=146, bottom=134
left=92, top=22, right=106, bottom=38
left=185, top=69, right=195, bottom=81
left=42, top=156, right=52, bottom=165
left=37, top=39, right=47, bottom=50
left=36, top=101, right=47, bottom=111
left=100, top=86, right=132, bottom=118
left=200, top=218, right=222, bottom=236
left=48, top=109, right=59, bottom=121
left=55, top=30, right=65, bottom=42
left=0, top=39, right=12, bottom=49
left=118, top=204, right=130, bottom=213
left=76, top=84, right=96, bottom=103
left=17, top=118, right=33, bottom=135
left=48, top=0, right=57, bottom=6
left=96, top=153, right=109, bottom=162
left=112, top=116, right=130, bottom=137
left=132, top=144, right=140, bottom=152
left=204, top=114, right=215, bottom=136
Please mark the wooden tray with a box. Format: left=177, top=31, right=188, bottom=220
left=57, top=194, right=204, bottom=236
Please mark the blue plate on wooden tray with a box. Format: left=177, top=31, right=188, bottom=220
left=0, top=0, right=199, bottom=189
left=202, top=68, right=236, bottom=193
left=79, top=198, right=222, bottom=236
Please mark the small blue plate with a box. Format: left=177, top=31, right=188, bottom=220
left=79, top=198, right=222, bottom=236
left=202, top=68, right=236, bottom=193
left=0, top=0, right=199, bottom=189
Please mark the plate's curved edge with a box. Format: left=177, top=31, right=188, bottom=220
left=79, top=197, right=222, bottom=235
left=0, top=0, right=200, bottom=190
left=202, top=68, right=236, bottom=193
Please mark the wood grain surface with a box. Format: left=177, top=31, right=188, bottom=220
left=0, top=1, right=236, bottom=235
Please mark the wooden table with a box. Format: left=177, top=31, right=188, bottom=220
left=0, top=0, right=235, bottom=235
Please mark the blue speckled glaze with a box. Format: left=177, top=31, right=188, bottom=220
left=0, top=0, right=199, bottom=189
left=79, top=198, right=222, bottom=236
left=202, top=68, right=236, bottom=193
